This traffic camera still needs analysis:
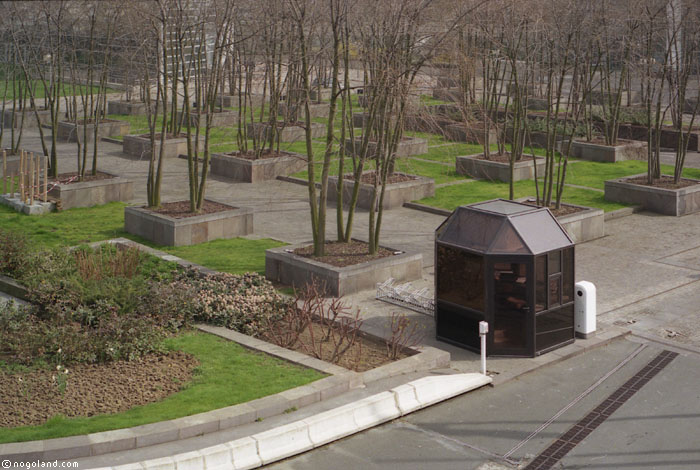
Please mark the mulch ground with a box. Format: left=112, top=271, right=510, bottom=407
left=50, top=171, right=116, bottom=185
left=264, top=322, right=409, bottom=372
left=294, top=240, right=394, bottom=267
left=227, top=150, right=302, bottom=161
left=343, top=171, right=417, bottom=185
left=149, top=200, right=236, bottom=219
left=0, top=352, right=198, bottom=428
left=625, top=175, right=700, bottom=189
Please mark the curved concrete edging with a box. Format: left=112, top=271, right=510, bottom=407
left=100, top=373, right=492, bottom=470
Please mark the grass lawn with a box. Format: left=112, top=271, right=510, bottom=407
left=0, top=78, right=119, bottom=100
left=0, top=331, right=323, bottom=443
left=566, top=160, right=700, bottom=190
left=417, top=179, right=629, bottom=213
left=0, top=202, right=284, bottom=274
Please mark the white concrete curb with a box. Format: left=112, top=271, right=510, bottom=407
left=109, top=373, right=492, bottom=470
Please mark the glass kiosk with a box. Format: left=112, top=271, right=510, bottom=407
left=435, top=199, right=576, bottom=357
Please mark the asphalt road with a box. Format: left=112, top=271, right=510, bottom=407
left=268, top=337, right=700, bottom=470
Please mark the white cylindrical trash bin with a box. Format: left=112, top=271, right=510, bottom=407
left=574, top=281, right=596, bottom=339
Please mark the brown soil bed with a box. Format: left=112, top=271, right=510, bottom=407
left=0, top=351, right=197, bottom=428
left=576, top=138, right=636, bottom=147
left=294, top=240, right=394, bottom=267
left=523, top=200, right=587, bottom=217
left=263, top=322, right=409, bottom=372
left=343, top=171, right=418, bottom=185
left=226, top=150, right=301, bottom=161
left=149, top=199, right=237, bottom=219
left=72, top=119, right=120, bottom=125
left=50, top=171, right=116, bottom=185
left=624, top=175, right=700, bottom=190
left=472, top=153, right=529, bottom=164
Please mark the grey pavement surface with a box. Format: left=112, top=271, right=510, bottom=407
left=268, top=337, right=700, bottom=470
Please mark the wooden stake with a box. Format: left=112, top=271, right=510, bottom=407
left=29, top=152, right=34, bottom=205
left=2, top=149, right=6, bottom=196
left=19, top=150, right=24, bottom=202
left=35, top=154, right=40, bottom=204
left=43, top=156, right=48, bottom=202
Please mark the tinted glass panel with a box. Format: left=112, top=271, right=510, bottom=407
left=536, top=327, right=574, bottom=352
left=549, top=273, right=562, bottom=308
left=436, top=301, right=481, bottom=349
left=548, top=250, right=561, bottom=273
left=535, top=255, right=546, bottom=312
left=436, top=244, right=485, bottom=312
left=536, top=305, right=574, bottom=352
left=493, top=262, right=528, bottom=349
left=562, top=247, right=574, bottom=304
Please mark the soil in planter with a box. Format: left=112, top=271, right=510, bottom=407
left=294, top=240, right=394, bottom=267
left=472, top=152, right=525, bottom=163
left=624, top=175, right=700, bottom=190
left=0, top=351, right=197, bottom=427
left=343, top=171, right=417, bottom=185
left=138, top=132, right=184, bottom=139
left=49, top=171, right=116, bottom=185
left=577, top=138, right=637, bottom=147
left=227, top=150, right=302, bottom=161
left=149, top=199, right=237, bottom=219
left=73, top=119, right=120, bottom=125
left=523, top=200, right=586, bottom=217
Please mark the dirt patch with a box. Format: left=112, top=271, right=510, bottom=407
left=522, top=200, right=587, bottom=217
left=50, top=171, right=116, bottom=185
left=624, top=175, right=700, bottom=190
left=576, top=138, right=637, bottom=147
left=343, top=171, right=417, bottom=185
left=72, top=119, right=120, bottom=125
left=0, top=352, right=198, bottom=428
left=472, top=153, right=527, bottom=163
left=294, top=240, right=395, bottom=267
left=138, top=133, right=185, bottom=139
left=227, top=150, right=302, bottom=161
left=149, top=200, right=237, bottom=219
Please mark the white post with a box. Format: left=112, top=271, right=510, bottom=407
left=479, top=321, right=488, bottom=376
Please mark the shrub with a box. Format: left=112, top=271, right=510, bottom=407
left=0, top=229, right=31, bottom=278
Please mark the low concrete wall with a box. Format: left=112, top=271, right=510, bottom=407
left=216, top=93, right=266, bottom=108
left=445, top=123, right=499, bottom=145
left=57, top=120, right=130, bottom=143
left=0, top=274, right=30, bottom=300
left=604, top=173, right=700, bottom=216
left=210, top=151, right=307, bottom=183
left=247, top=121, right=325, bottom=142
left=265, top=242, right=423, bottom=297
left=278, top=102, right=329, bottom=119
left=107, top=101, right=152, bottom=116
left=1, top=108, right=51, bottom=129
left=122, top=134, right=203, bottom=160
left=570, top=139, right=647, bottom=162
left=432, top=87, right=461, bottom=102
left=343, top=137, right=428, bottom=158
left=48, top=171, right=133, bottom=210
left=617, top=124, right=700, bottom=152
left=327, top=173, right=435, bottom=210
left=456, top=154, right=545, bottom=182
left=124, top=201, right=253, bottom=246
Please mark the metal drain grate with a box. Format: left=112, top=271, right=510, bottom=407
left=524, top=350, right=679, bottom=470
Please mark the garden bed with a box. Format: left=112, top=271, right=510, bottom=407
left=278, top=102, right=329, bottom=119
left=211, top=150, right=307, bottom=182
left=456, top=153, right=545, bottom=182
left=604, top=173, right=700, bottom=216
left=519, top=198, right=605, bottom=243
left=124, top=199, right=253, bottom=246
left=568, top=139, right=647, bottom=163
left=247, top=121, right=325, bottom=142
left=343, top=136, right=428, bottom=158
left=57, top=119, right=130, bottom=143
left=177, top=109, right=239, bottom=128
left=122, top=133, right=203, bottom=159
left=1, top=107, right=51, bottom=129
left=107, top=100, right=152, bottom=116
left=616, top=123, right=700, bottom=152
left=445, top=122, right=499, bottom=145
left=265, top=240, right=423, bottom=296
left=327, top=171, right=435, bottom=210
left=47, top=171, right=133, bottom=209
left=216, top=93, right=266, bottom=108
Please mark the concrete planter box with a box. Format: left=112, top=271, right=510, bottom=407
left=505, top=128, right=555, bottom=149
left=569, top=139, right=647, bottom=162
left=278, top=102, right=329, bottom=119
left=107, top=100, right=152, bottom=115
left=122, top=134, right=203, bottom=159
left=124, top=200, right=253, bottom=246
left=327, top=173, right=435, bottom=210
left=343, top=137, right=428, bottom=158
left=247, top=121, right=325, bottom=142
left=456, top=154, right=545, bottom=182
left=445, top=123, right=499, bottom=145
left=604, top=173, right=700, bottom=216
left=517, top=197, right=604, bottom=243
left=210, top=151, right=307, bottom=183
left=57, top=119, right=130, bottom=143
left=586, top=90, right=641, bottom=106
left=432, top=87, right=461, bottom=103
left=177, top=110, right=239, bottom=128
left=216, top=93, right=266, bottom=108
left=310, top=88, right=332, bottom=101
left=2, top=108, right=51, bottom=129
left=2, top=151, right=48, bottom=177
left=616, top=124, right=699, bottom=152
left=403, top=114, right=453, bottom=134
left=48, top=171, right=133, bottom=209
left=265, top=242, right=423, bottom=297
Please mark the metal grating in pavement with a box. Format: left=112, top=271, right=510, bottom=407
left=524, top=350, right=679, bottom=470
